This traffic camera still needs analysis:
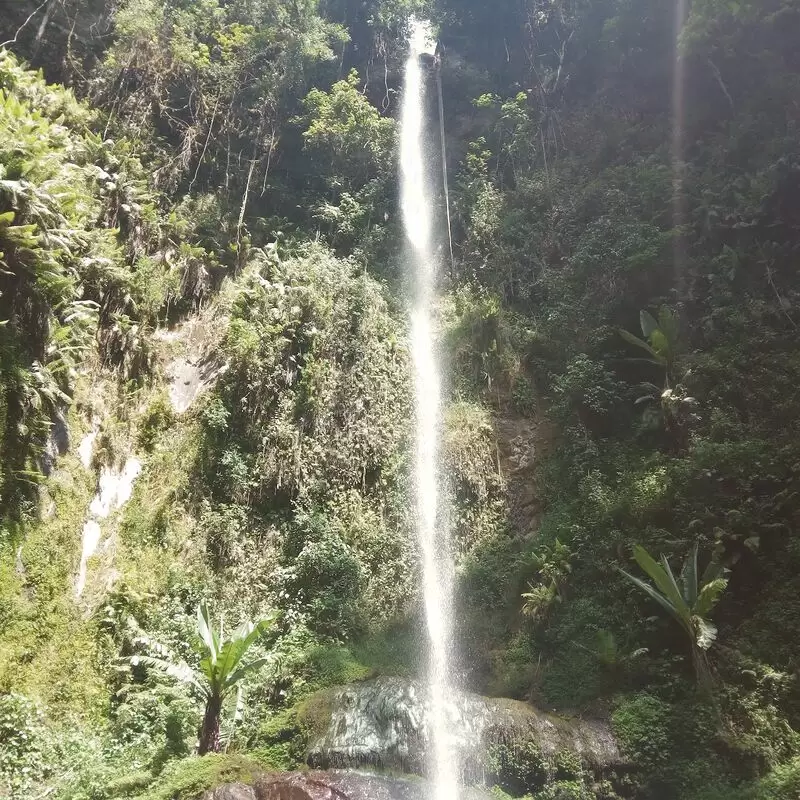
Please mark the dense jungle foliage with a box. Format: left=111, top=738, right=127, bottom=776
left=1, top=0, right=800, bottom=798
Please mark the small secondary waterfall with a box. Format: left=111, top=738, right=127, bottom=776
left=400, top=20, right=457, bottom=800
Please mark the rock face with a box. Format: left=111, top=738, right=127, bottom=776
left=40, top=408, right=70, bottom=476
left=204, top=784, right=257, bottom=800
left=76, top=455, right=142, bottom=597
left=307, top=677, right=623, bottom=781
left=156, top=316, right=228, bottom=414
left=205, top=772, right=491, bottom=800
left=493, top=413, right=556, bottom=537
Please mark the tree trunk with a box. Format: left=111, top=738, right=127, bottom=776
left=692, top=644, right=714, bottom=694
left=198, top=694, right=222, bottom=755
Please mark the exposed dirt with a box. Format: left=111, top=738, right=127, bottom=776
left=492, top=411, right=557, bottom=538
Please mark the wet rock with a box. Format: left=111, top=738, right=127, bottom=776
left=308, top=771, right=490, bottom=800
left=492, top=413, right=556, bottom=537
left=76, top=456, right=142, bottom=596
left=307, top=677, right=623, bottom=781
left=78, top=425, right=98, bottom=469
left=208, top=771, right=493, bottom=800
left=204, top=784, right=257, bottom=800
left=51, top=408, right=70, bottom=454
left=166, top=352, right=226, bottom=414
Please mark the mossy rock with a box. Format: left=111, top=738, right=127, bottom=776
left=130, top=754, right=274, bottom=800
left=296, top=688, right=336, bottom=742
left=104, top=771, right=154, bottom=797
left=249, top=690, right=336, bottom=772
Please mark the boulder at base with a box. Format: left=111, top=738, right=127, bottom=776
left=205, top=771, right=492, bottom=800
left=306, top=677, right=624, bottom=781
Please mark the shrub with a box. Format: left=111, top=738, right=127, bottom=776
left=137, top=392, right=176, bottom=452
left=689, top=756, right=800, bottom=800
left=277, top=529, right=365, bottom=638
left=611, top=694, right=674, bottom=779
left=0, top=693, right=48, bottom=798
left=533, top=781, right=594, bottom=800
left=487, top=739, right=548, bottom=796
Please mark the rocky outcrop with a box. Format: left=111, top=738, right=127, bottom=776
left=204, top=785, right=257, bottom=800
left=40, top=408, right=70, bottom=476
left=306, top=677, right=623, bottom=781
left=156, top=315, right=228, bottom=415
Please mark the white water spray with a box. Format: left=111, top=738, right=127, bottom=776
left=400, top=20, right=458, bottom=800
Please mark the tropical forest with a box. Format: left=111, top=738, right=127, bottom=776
left=1, top=0, right=799, bottom=798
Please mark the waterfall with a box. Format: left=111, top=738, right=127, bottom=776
left=400, top=19, right=458, bottom=800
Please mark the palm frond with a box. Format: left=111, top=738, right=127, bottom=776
left=695, top=577, right=728, bottom=618
left=619, top=328, right=663, bottom=362
left=129, top=654, right=207, bottom=697
left=197, top=600, right=219, bottom=663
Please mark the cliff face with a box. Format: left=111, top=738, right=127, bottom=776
left=2, top=2, right=800, bottom=800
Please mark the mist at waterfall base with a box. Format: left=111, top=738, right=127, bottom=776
left=400, top=19, right=459, bottom=800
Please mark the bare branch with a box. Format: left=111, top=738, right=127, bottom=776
left=190, top=93, right=221, bottom=192
left=707, top=58, right=734, bottom=111
left=1, top=0, right=52, bottom=49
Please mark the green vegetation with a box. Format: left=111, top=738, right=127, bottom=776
left=618, top=543, right=728, bottom=685
left=1, top=0, right=800, bottom=798
left=130, top=753, right=271, bottom=800
left=131, top=601, right=275, bottom=754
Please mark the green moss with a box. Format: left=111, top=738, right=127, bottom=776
left=533, top=781, right=593, bottom=800
left=246, top=685, right=336, bottom=774
left=105, top=771, right=154, bottom=797
left=303, top=644, right=371, bottom=687
left=611, top=694, right=673, bottom=777
left=249, top=690, right=335, bottom=772
left=132, top=754, right=272, bottom=800
left=611, top=692, right=733, bottom=797
left=487, top=740, right=549, bottom=796
left=296, top=689, right=334, bottom=743
left=251, top=707, right=307, bottom=771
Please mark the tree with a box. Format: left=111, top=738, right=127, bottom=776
left=300, top=69, right=396, bottom=252
left=131, top=601, right=274, bottom=754
left=618, top=543, right=727, bottom=686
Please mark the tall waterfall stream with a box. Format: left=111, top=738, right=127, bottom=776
left=400, top=20, right=458, bottom=800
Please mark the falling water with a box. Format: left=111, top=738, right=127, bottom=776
left=400, top=19, right=458, bottom=800
left=671, top=0, right=689, bottom=304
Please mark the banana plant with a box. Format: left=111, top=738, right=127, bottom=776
left=618, top=542, right=728, bottom=685
left=131, top=601, right=274, bottom=754
left=619, top=307, right=680, bottom=388
left=619, top=308, right=699, bottom=447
